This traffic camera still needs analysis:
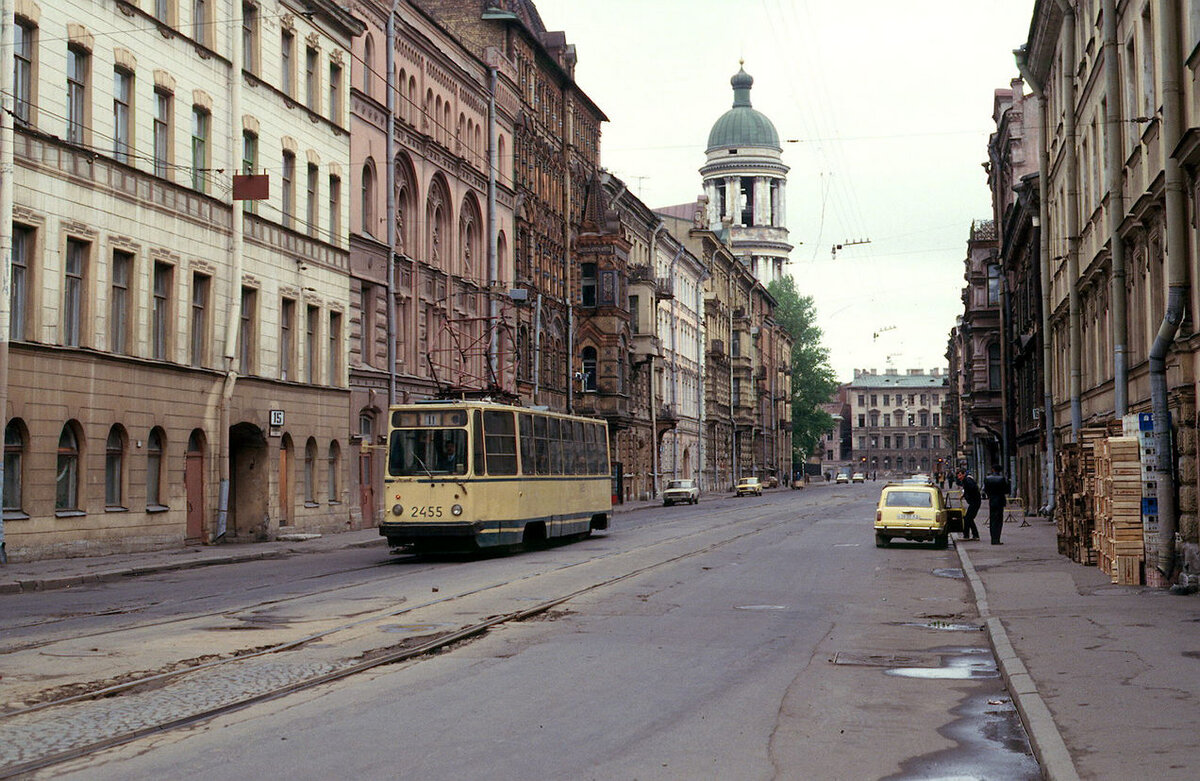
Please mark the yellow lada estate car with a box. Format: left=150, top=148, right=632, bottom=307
left=874, top=482, right=958, bottom=549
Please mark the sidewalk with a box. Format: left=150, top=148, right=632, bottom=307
left=0, top=495, right=668, bottom=594
left=956, top=513, right=1200, bottom=781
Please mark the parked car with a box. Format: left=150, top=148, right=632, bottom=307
left=851, top=472, right=866, bottom=483
left=874, top=482, right=961, bottom=548
left=736, top=476, right=763, bottom=496
left=764, top=475, right=779, bottom=488
left=662, top=479, right=699, bottom=506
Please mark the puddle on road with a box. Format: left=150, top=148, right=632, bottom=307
left=902, top=620, right=983, bottom=633
left=886, top=647, right=998, bottom=680
left=932, top=567, right=965, bottom=579
left=735, top=605, right=789, bottom=611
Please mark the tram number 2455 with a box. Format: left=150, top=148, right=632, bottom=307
left=410, top=505, right=444, bottom=518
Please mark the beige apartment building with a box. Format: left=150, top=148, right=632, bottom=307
left=2, top=1, right=363, bottom=561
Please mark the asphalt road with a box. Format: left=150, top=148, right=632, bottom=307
left=9, top=483, right=1038, bottom=780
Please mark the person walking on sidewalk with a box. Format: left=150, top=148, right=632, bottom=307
left=955, top=468, right=981, bottom=540
left=982, top=463, right=1011, bottom=545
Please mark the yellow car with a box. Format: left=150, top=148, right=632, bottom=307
left=874, top=482, right=961, bottom=548
left=736, top=476, right=763, bottom=496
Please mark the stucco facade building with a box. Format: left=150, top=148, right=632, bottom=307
left=2, top=0, right=364, bottom=560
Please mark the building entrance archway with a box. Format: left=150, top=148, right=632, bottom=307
left=229, top=422, right=268, bottom=539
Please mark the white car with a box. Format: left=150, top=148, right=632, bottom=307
left=663, top=479, right=699, bottom=506
left=851, top=472, right=866, bottom=483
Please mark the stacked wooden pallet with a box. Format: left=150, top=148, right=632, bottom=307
left=1096, top=436, right=1144, bottom=585
left=1054, top=442, right=1094, bottom=563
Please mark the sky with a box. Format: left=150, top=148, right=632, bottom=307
left=534, top=0, right=1038, bottom=383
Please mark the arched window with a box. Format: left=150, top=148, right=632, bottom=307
left=459, top=194, right=481, bottom=279
left=56, top=423, right=82, bottom=511
left=106, top=425, right=127, bottom=508
left=304, top=437, right=318, bottom=504
left=361, top=158, right=376, bottom=236
left=581, top=346, right=598, bottom=391
left=362, top=35, right=374, bottom=96
left=4, top=419, right=27, bottom=515
left=328, top=441, right=341, bottom=503
left=147, top=427, right=166, bottom=508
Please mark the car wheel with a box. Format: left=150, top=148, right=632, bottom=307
left=663, top=500, right=671, bottom=507
left=875, top=533, right=888, bottom=548
left=692, top=497, right=699, bottom=504
left=935, top=533, right=949, bottom=549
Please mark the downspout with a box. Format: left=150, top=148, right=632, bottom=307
left=669, top=244, right=683, bottom=478
left=0, top=0, right=14, bottom=563
left=648, top=221, right=666, bottom=491
left=487, top=66, right=499, bottom=385
left=1150, top=0, right=1187, bottom=579
left=1056, top=0, right=1083, bottom=438
left=1102, top=0, right=1127, bottom=417
left=1015, top=46, right=1056, bottom=517
left=650, top=354, right=657, bottom=498
left=218, top=3, right=247, bottom=541
left=697, top=266, right=709, bottom=487
left=385, top=5, right=399, bottom=406
left=562, top=88, right=573, bottom=414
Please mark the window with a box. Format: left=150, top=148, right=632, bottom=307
left=305, top=46, right=319, bottom=111
left=361, top=161, right=375, bottom=235
left=328, top=63, right=342, bottom=121
left=870, top=394, right=877, bottom=406
left=362, top=35, right=374, bottom=96
left=327, top=442, right=341, bottom=503
left=14, top=21, right=34, bottom=125
left=987, top=263, right=1001, bottom=306
left=282, top=151, right=295, bottom=229
left=190, top=272, right=210, bottom=366
left=191, top=107, right=209, bottom=192
left=306, top=304, right=319, bottom=383
left=154, top=90, right=172, bottom=178
left=56, top=424, right=81, bottom=511
left=152, top=262, right=173, bottom=360
left=328, top=311, right=341, bottom=385
left=280, top=297, right=295, bottom=380
left=281, top=29, right=294, bottom=97
left=304, top=438, right=317, bottom=504
left=483, top=411, right=518, bottom=475
left=193, top=0, right=209, bottom=47
left=4, top=420, right=26, bottom=515
left=581, top=346, right=598, bottom=391
left=146, top=428, right=165, bottom=508
left=857, top=414, right=865, bottom=427
left=67, top=46, right=89, bottom=145
left=306, top=163, right=319, bottom=236
left=105, top=425, right=126, bottom=508
left=113, top=69, right=133, bottom=163
left=629, top=294, right=640, bottom=333
left=581, top=263, right=597, bottom=307
left=919, top=412, right=929, bottom=427
left=733, top=378, right=742, bottom=407
left=110, top=250, right=132, bottom=354
left=242, top=2, right=259, bottom=74
left=328, top=175, right=341, bottom=244
left=64, top=239, right=88, bottom=347
left=240, top=287, right=256, bottom=373
left=988, top=343, right=1002, bottom=390
left=857, top=394, right=865, bottom=406
left=154, top=0, right=171, bottom=24
left=242, top=132, right=257, bottom=213
left=10, top=225, right=31, bottom=341
left=933, top=413, right=940, bottom=427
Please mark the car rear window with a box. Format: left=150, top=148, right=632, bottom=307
left=884, top=490, right=933, bottom=508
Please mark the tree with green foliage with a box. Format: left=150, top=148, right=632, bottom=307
left=767, top=276, right=838, bottom=467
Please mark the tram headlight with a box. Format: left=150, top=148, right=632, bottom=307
left=392, top=504, right=404, bottom=516
left=451, top=504, right=463, bottom=516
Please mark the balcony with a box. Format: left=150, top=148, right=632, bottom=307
left=706, top=339, right=725, bottom=358
left=654, top=277, right=674, bottom=300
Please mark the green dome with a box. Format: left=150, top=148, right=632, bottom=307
left=706, top=66, right=779, bottom=151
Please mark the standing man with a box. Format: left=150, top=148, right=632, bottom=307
left=983, top=464, right=1011, bottom=545
left=956, top=467, right=981, bottom=540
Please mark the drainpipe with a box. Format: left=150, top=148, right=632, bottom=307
left=669, top=244, right=683, bottom=478
left=385, top=4, right=400, bottom=406
left=487, top=67, right=500, bottom=385
left=1150, top=0, right=1187, bottom=579
left=1056, top=0, right=1082, bottom=438
left=217, top=4, right=247, bottom=541
left=0, top=0, right=14, bottom=563
left=1102, top=0, right=1128, bottom=417
left=1015, top=46, right=1056, bottom=517
left=650, top=354, right=657, bottom=498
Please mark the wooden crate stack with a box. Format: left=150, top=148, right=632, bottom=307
left=1094, top=435, right=1144, bottom=585
left=1055, top=442, right=1095, bottom=564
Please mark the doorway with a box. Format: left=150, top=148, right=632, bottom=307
left=229, top=422, right=268, bottom=539
left=185, top=429, right=206, bottom=541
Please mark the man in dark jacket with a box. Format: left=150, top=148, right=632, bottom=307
left=982, top=464, right=1011, bottom=544
left=955, top=468, right=981, bottom=540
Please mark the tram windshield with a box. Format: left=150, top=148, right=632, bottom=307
left=388, top=427, right=467, bottom=477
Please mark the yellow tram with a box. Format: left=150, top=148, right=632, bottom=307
left=379, top=400, right=612, bottom=551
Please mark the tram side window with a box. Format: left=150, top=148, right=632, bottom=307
left=584, top=423, right=597, bottom=474
left=572, top=421, right=586, bottom=475
left=534, top=415, right=549, bottom=475
left=483, top=410, right=517, bottom=475
left=473, top=410, right=486, bottom=475
left=519, top=413, right=535, bottom=475
left=548, top=417, right=563, bottom=474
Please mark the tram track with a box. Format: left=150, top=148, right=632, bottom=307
left=0, top=508, right=808, bottom=778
